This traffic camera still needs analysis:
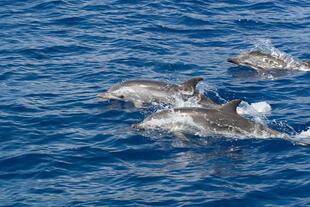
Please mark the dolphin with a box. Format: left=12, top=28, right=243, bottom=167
left=228, top=51, right=310, bottom=72
left=97, top=77, right=216, bottom=108
left=133, top=99, right=286, bottom=139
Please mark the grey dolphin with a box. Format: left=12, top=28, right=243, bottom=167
left=134, top=99, right=285, bottom=139
left=98, top=77, right=216, bottom=108
left=228, top=51, right=310, bottom=71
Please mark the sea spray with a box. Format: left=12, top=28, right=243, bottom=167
left=292, top=128, right=310, bottom=146
left=237, top=101, right=271, bottom=124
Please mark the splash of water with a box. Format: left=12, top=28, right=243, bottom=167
left=197, top=81, right=227, bottom=103
left=237, top=101, right=271, bottom=124
left=174, top=95, right=201, bottom=108
left=292, top=128, right=310, bottom=146
left=251, top=101, right=272, bottom=113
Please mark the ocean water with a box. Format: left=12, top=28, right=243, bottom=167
left=1, top=0, right=310, bottom=206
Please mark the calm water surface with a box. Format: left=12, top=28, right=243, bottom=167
left=0, top=0, right=310, bottom=206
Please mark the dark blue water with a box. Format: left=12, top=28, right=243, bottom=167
left=1, top=0, right=310, bottom=206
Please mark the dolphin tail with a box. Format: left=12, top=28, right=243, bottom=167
left=179, top=77, right=203, bottom=95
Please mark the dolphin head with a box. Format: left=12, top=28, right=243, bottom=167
left=227, top=52, right=259, bottom=67
left=97, top=84, right=128, bottom=101
left=132, top=123, right=143, bottom=129
left=227, top=57, right=240, bottom=65
left=97, top=92, right=124, bottom=100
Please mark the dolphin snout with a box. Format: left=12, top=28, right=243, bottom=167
left=132, top=123, right=143, bottom=129
left=227, top=58, right=239, bottom=64
left=97, top=92, right=118, bottom=100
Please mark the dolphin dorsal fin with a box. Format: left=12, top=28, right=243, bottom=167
left=180, top=77, right=203, bottom=94
left=220, top=99, right=241, bottom=114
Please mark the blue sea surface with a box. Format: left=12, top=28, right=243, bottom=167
left=1, top=0, right=310, bottom=206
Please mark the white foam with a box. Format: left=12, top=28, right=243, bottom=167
left=197, top=82, right=227, bottom=103
left=196, top=81, right=213, bottom=93
left=237, top=101, right=271, bottom=124
left=291, top=128, right=310, bottom=146
left=174, top=95, right=201, bottom=108
left=251, top=101, right=272, bottom=114
left=298, top=128, right=310, bottom=138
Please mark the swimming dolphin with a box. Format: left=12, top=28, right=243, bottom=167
left=97, top=77, right=216, bottom=108
left=133, top=99, right=285, bottom=139
left=228, top=51, right=310, bottom=71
